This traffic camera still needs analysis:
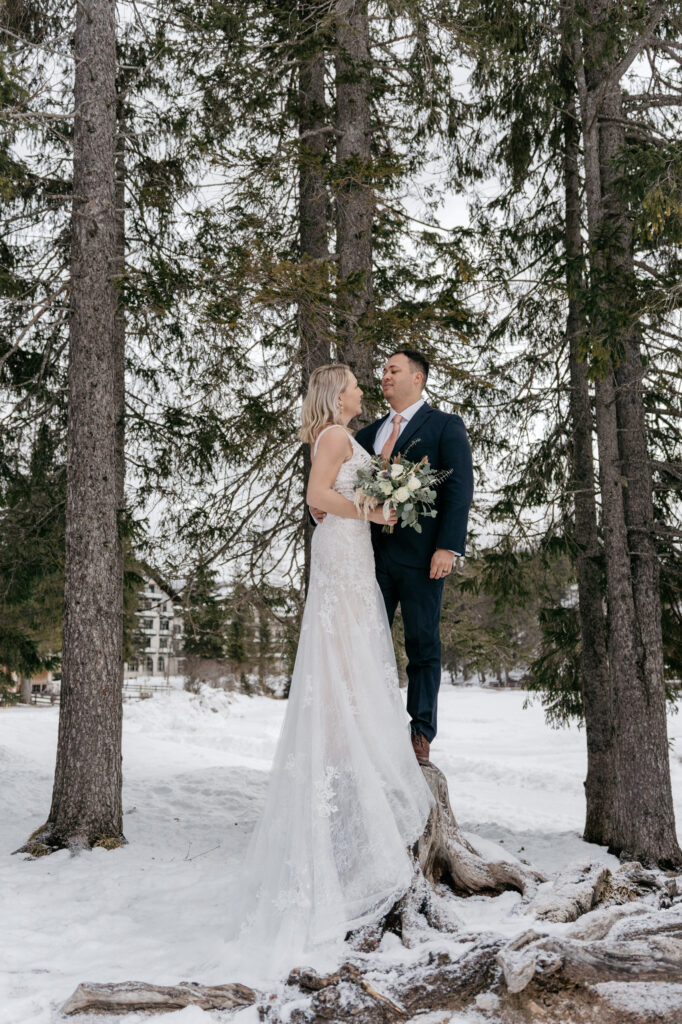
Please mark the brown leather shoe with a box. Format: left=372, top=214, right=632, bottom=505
left=411, top=730, right=430, bottom=765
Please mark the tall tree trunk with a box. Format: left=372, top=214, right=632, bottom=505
left=113, top=71, right=127, bottom=707
left=579, top=1, right=680, bottom=867
left=334, top=0, right=374, bottom=424
left=560, top=4, right=615, bottom=846
left=298, top=2, right=331, bottom=594
left=114, top=74, right=127, bottom=531
left=29, top=0, right=124, bottom=852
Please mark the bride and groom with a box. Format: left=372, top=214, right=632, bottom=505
left=229, top=350, right=473, bottom=974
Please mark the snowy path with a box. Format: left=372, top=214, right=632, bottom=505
left=1, top=685, right=680, bottom=1024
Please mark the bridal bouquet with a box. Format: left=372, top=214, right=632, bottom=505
left=354, top=449, right=451, bottom=534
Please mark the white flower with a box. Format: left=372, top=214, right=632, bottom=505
left=407, top=476, right=421, bottom=491
left=379, top=481, right=393, bottom=495
left=390, top=463, right=405, bottom=479
left=394, top=486, right=410, bottom=502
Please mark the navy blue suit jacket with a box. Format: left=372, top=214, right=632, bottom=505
left=355, top=403, right=474, bottom=568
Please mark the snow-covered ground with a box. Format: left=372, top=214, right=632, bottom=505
left=1, top=683, right=681, bottom=1024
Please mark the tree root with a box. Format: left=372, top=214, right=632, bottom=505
left=13, top=822, right=127, bottom=858
left=416, top=762, right=546, bottom=897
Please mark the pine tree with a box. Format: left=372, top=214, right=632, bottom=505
left=182, top=565, right=226, bottom=661
left=577, top=0, right=681, bottom=866
left=19, top=0, right=125, bottom=855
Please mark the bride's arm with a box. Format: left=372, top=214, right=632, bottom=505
left=307, top=430, right=395, bottom=525
left=307, top=430, right=363, bottom=519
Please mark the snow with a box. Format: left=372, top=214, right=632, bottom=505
left=592, top=982, right=682, bottom=1019
left=1, top=684, right=680, bottom=1024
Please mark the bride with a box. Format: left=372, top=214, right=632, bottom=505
left=228, top=364, right=434, bottom=975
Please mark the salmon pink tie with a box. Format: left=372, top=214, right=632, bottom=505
left=381, top=414, right=403, bottom=460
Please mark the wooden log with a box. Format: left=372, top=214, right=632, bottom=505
left=497, top=928, right=682, bottom=994
left=527, top=859, right=612, bottom=922
left=61, top=980, right=257, bottom=1015
left=265, top=939, right=506, bottom=1023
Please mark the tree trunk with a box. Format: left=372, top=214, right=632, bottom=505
left=601, top=89, right=679, bottom=868
left=112, top=70, right=127, bottom=725
left=23, top=0, right=124, bottom=853
left=579, top=1, right=680, bottom=867
left=560, top=4, right=615, bottom=846
left=298, top=2, right=332, bottom=594
left=114, top=75, right=127, bottom=528
left=334, top=0, right=375, bottom=423
left=19, top=675, right=32, bottom=704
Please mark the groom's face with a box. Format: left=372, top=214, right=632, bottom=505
left=382, top=354, right=423, bottom=409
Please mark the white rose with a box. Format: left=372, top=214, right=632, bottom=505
left=390, top=464, right=405, bottom=479
left=394, top=486, right=410, bottom=502
left=407, top=476, right=421, bottom=491
left=379, top=481, right=393, bottom=495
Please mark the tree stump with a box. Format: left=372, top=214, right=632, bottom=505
left=416, top=762, right=545, bottom=896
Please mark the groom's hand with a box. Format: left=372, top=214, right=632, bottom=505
left=309, top=505, right=327, bottom=523
left=430, top=548, right=454, bottom=580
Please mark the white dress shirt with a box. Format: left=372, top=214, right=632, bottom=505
left=375, top=399, right=462, bottom=560
left=373, top=398, right=425, bottom=455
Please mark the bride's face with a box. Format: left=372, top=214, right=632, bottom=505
left=339, top=373, right=363, bottom=419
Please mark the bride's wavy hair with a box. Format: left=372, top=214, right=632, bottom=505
left=299, top=364, right=353, bottom=444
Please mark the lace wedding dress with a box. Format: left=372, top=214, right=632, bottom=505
left=227, top=425, right=434, bottom=976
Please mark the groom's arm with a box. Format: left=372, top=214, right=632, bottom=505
left=435, top=414, right=474, bottom=557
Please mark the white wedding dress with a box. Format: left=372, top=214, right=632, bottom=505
left=227, top=425, right=434, bottom=977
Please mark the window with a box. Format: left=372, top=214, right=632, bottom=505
left=158, top=655, right=165, bottom=673
left=160, top=618, right=169, bottom=631
left=159, top=636, right=168, bottom=649
left=129, top=659, right=139, bottom=672
left=142, top=618, right=154, bottom=631
left=173, top=624, right=182, bottom=635
left=146, top=656, right=154, bottom=673
left=149, top=584, right=156, bottom=593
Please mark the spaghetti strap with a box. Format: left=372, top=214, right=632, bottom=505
left=312, top=423, right=352, bottom=457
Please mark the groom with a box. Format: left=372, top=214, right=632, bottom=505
left=355, top=351, right=474, bottom=764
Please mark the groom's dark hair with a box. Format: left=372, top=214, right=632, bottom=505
left=390, top=349, right=429, bottom=384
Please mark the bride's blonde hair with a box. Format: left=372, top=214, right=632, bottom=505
left=299, top=364, right=353, bottom=445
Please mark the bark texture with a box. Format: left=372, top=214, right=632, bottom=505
left=560, top=5, right=614, bottom=846
left=579, top=0, right=681, bottom=867
left=24, top=0, right=124, bottom=853
left=299, top=3, right=332, bottom=593
left=61, top=980, right=256, bottom=1015
left=19, top=675, right=32, bottom=704
left=334, top=0, right=375, bottom=422
left=416, top=762, right=544, bottom=896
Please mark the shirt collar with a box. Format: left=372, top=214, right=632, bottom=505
left=388, top=397, right=424, bottom=423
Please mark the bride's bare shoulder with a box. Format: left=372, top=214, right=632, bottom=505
left=312, top=424, right=353, bottom=460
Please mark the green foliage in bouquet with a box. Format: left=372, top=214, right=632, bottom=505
left=354, top=447, right=451, bottom=534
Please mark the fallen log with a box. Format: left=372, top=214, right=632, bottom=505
left=61, top=980, right=257, bottom=1016
left=497, top=924, right=682, bottom=994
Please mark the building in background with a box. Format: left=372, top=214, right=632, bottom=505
left=125, top=578, right=184, bottom=679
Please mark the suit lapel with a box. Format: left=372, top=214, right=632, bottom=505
left=362, top=414, right=389, bottom=455
left=395, top=402, right=432, bottom=456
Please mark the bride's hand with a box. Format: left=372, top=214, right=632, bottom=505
left=368, top=506, right=397, bottom=526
